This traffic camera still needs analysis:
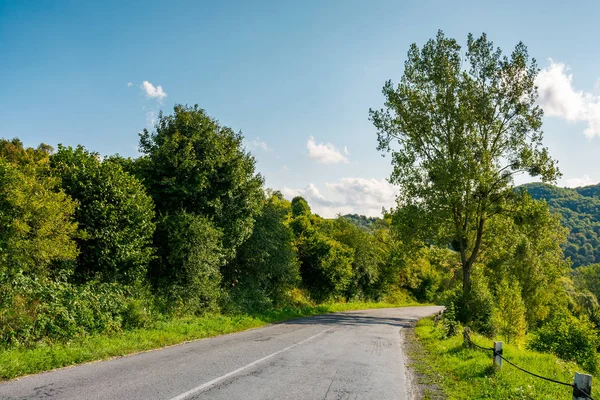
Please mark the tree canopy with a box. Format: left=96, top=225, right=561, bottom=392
left=370, top=31, right=560, bottom=295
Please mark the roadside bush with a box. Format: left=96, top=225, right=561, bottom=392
left=50, top=145, right=156, bottom=286
left=297, top=231, right=354, bottom=303
left=529, top=313, right=599, bottom=373
left=0, top=159, right=78, bottom=278
left=455, top=267, right=495, bottom=336
left=443, top=302, right=459, bottom=338
left=0, top=272, right=151, bottom=347
left=491, top=278, right=527, bottom=345
left=224, top=193, right=300, bottom=313
left=151, top=212, right=224, bottom=314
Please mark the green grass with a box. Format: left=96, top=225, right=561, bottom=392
left=411, top=317, right=595, bottom=399
left=0, top=300, right=415, bottom=381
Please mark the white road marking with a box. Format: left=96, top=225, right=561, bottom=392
left=168, top=327, right=334, bottom=400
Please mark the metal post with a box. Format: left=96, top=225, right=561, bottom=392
left=493, top=342, right=503, bottom=370
left=573, top=372, right=592, bottom=400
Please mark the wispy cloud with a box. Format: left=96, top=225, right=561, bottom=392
left=536, top=60, right=600, bottom=138
left=127, top=82, right=133, bottom=87
left=141, top=81, right=167, bottom=101
left=306, top=136, right=349, bottom=164
left=281, top=165, right=289, bottom=171
left=563, top=175, right=596, bottom=188
left=281, top=178, right=397, bottom=218
left=249, top=137, right=270, bottom=152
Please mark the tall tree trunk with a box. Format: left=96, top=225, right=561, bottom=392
left=462, top=262, right=471, bottom=293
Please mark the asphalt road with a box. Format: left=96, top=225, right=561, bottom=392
left=0, top=306, right=442, bottom=400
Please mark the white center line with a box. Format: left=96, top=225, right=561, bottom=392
left=168, top=327, right=334, bottom=400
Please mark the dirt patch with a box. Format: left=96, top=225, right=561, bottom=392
left=400, top=322, right=445, bottom=400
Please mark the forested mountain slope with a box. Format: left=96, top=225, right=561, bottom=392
left=522, top=182, right=600, bottom=267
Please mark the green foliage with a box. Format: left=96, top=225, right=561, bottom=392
left=523, top=182, right=600, bottom=267
left=50, top=145, right=156, bottom=285
left=291, top=196, right=311, bottom=217
left=297, top=230, right=354, bottom=303
left=151, top=212, right=224, bottom=313
left=483, top=193, right=569, bottom=327
left=573, top=263, right=600, bottom=301
left=492, top=279, right=527, bottom=344
left=443, top=302, right=459, bottom=338
left=0, top=272, right=150, bottom=347
left=456, top=266, right=495, bottom=336
left=136, top=104, right=264, bottom=258
left=341, top=214, right=380, bottom=230
left=225, top=193, right=300, bottom=311
left=370, top=30, right=559, bottom=302
left=0, top=159, right=78, bottom=277
left=331, top=217, right=382, bottom=299
left=529, top=313, right=599, bottom=373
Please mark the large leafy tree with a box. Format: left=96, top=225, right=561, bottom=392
left=137, top=105, right=264, bottom=257
left=50, top=145, right=156, bottom=285
left=370, top=31, right=560, bottom=297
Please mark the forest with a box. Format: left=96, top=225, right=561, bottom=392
left=523, top=182, right=600, bottom=267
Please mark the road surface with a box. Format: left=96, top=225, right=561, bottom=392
left=0, top=306, right=442, bottom=400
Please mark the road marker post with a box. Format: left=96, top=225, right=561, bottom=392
left=573, top=372, right=592, bottom=400
left=493, top=342, right=503, bottom=370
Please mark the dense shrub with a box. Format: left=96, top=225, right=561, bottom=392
left=151, top=212, right=224, bottom=313
left=491, top=279, right=527, bottom=344
left=0, top=272, right=150, bottom=347
left=225, top=193, right=300, bottom=312
left=455, top=267, right=495, bottom=336
left=331, top=217, right=382, bottom=300
left=0, top=159, right=78, bottom=277
left=297, top=231, right=354, bottom=303
left=529, top=314, right=599, bottom=373
left=50, top=145, right=156, bottom=285
left=443, top=302, right=459, bottom=338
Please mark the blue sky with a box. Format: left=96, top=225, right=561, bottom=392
left=2, top=0, right=600, bottom=217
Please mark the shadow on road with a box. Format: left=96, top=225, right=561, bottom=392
left=278, top=313, right=418, bottom=329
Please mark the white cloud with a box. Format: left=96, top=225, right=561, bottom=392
left=249, top=137, right=270, bottom=152
left=563, top=175, right=596, bottom=188
left=281, top=165, right=289, bottom=171
left=536, top=60, right=600, bottom=137
left=306, top=136, right=349, bottom=164
left=141, top=81, right=167, bottom=101
left=280, top=178, right=397, bottom=218
left=127, top=82, right=133, bottom=87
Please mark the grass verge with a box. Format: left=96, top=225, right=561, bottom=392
left=0, top=301, right=415, bottom=381
left=410, top=317, right=596, bottom=399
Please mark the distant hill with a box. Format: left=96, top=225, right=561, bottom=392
left=521, top=182, right=600, bottom=267
left=342, top=214, right=380, bottom=230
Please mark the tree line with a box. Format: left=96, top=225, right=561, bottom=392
left=0, top=105, right=414, bottom=349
